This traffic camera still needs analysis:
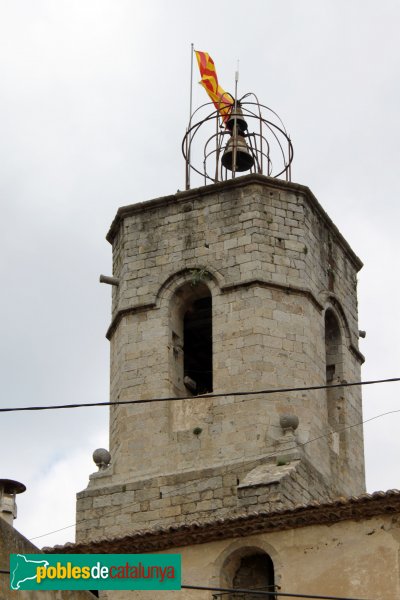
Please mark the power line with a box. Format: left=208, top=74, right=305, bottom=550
left=182, top=584, right=372, bottom=600
left=30, top=523, right=78, bottom=540
left=1, top=378, right=399, bottom=413
left=159, top=407, right=400, bottom=501
left=28, top=406, right=400, bottom=542
left=0, top=573, right=372, bottom=600
left=4, top=372, right=395, bottom=541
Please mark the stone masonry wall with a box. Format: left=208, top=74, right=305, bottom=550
left=76, top=456, right=332, bottom=543
left=76, top=174, right=365, bottom=543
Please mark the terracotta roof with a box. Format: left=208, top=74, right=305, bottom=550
left=45, top=490, right=400, bottom=555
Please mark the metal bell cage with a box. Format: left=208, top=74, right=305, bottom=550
left=182, top=93, right=294, bottom=190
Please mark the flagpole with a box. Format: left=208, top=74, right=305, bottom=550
left=186, top=43, right=194, bottom=190
left=189, top=42, right=194, bottom=126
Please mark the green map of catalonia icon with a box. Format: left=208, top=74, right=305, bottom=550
left=10, top=554, right=49, bottom=590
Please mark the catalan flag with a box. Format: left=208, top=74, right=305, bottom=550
left=195, top=50, right=233, bottom=123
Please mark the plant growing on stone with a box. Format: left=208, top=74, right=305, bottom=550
left=190, top=267, right=210, bottom=287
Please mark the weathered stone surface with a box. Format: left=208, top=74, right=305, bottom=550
left=76, top=174, right=365, bottom=543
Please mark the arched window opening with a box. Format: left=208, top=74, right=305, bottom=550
left=325, top=309, right=342, bottom=384
left=184, top=293, right=212, bottom=395
left=324, top=308, right=347, bottom=460
left=169, top=281, right=213, bottom=397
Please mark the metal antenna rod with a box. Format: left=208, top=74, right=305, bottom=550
left=234, top=59, right=239, bottom=108
left=232, top=60, right=239, bottom=179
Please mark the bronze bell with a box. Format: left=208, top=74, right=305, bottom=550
left=226, top=105, right=248, bottom=134
left=221, top=134, right=255, bottom=172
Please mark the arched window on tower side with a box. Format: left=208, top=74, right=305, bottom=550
left=170, top=281, right=213, bottom=397
left=324, top=308, right=346, bottom=463
left=325, top=309, right=343, bottom=385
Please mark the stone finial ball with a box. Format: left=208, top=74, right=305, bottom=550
left=280, top=414, right=299, bottom=431
left=93, top=448, right=111, bottom=469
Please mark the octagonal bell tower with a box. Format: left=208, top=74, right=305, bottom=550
left=76, top=95, right=365, bottom=544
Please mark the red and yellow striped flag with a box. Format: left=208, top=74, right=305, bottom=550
left=195, top=51, right=233, bottom=123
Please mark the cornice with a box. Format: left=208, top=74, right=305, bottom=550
left=105, top=174, right=363, bottom=272
left=220, top=279, right=324, bottom=312
left=106, top=303, right=155, bottom=341
left=106, top=279, right=323, bottom=341
left=350, top=343, right=366, bottom=365
left=46, top=490, right=400, bottom=555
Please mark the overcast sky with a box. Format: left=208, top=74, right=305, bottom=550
left=1, top=0, right=399, bottom=548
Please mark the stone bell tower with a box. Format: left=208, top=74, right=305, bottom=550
left=76, top=97, right=365, bottom=544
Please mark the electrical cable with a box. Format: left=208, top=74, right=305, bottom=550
left=0, top=377, right=399, bottom=413
left=0, top=572, right=373, bottom=600
left=182, top=583, right=372, bottom=600
left=30, top=523, right=78, bottom=540
left=160, top=406, right=400, bottom=500
left=27, top=406, right=400, bottom=542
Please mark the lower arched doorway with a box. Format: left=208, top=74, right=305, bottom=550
left=217, top=547, right=276, bottom=599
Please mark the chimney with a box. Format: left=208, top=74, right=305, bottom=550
left=0, top=479, right=26, bottom=526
